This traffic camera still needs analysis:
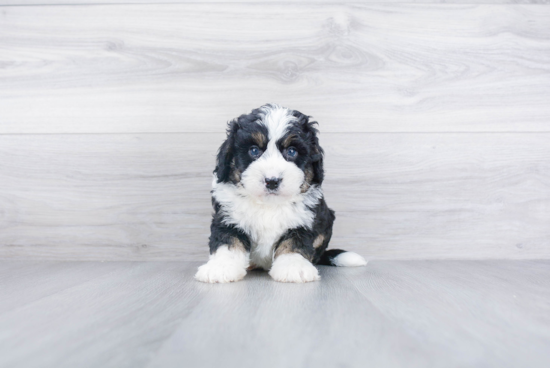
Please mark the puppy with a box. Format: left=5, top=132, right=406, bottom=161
left=195, top=104, right=367, bottom=283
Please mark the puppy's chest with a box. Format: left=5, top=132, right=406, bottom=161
left=219, top=196, right=315, bottom=268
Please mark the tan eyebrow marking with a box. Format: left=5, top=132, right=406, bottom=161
left=251, top=131, right=266, bottom=147
left=282, top=134, right=297, bottom=148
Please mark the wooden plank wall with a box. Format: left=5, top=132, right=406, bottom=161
left=1, top=2, right=549, bottom=260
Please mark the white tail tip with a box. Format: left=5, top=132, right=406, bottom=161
left=332, top=252, right=368, bottom=267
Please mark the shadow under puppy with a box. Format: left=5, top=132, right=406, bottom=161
left=195, top=104, right=367, bottom=283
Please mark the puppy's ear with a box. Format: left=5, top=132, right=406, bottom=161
left=214, top=121, right=239, bottom=183
left=292, top=110, right=324, bottom=184
left=309, top=127, right=324, bottom=184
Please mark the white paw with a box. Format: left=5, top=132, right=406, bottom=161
left=195, top=245, right=249, bottom=283
left=332, top=252, right=368, bottom=267
left=269, top=253, right=320, bottom=283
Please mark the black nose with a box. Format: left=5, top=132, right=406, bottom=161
left=265, top=177, right=281, bottom=190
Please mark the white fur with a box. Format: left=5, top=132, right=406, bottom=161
left=240, top=105, right=303, bottom=201
left=259, top=104, right=295, bottom=143
left=195, top=245, right=249, bottom=283
left=269, top=253, right=320, bottom=283
left=332, top=252, right=368, bottom=267
left=211, top=105, right=323, bottom=270
left=213, top=179, right=322, bottom=270
left=240, top=150, right=304, bottom=201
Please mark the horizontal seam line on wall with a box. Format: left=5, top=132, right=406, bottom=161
left=2, top=131, right=550, bottom=136
left=3, top=2, right=550, bottom=7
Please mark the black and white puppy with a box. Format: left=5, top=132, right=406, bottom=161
left=195, top=104, right=367, bottom=283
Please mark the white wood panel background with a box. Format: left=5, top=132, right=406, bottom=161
left=2, top=0, right=550, bottom=5
left=1, top=3, right=549, bottom=260
left=1, top=4, right=550, bottom=133
left=1, top=133, right=548, bottom=260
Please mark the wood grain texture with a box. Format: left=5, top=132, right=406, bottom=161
left=1, top=4, right=550, bottom=133
left=2, top=1, right=550, bottom=5
left=1, top=133, right=548, bottom=261
left=151, top=261, right=550, bottom=368
left=345, top=260, right=550, bottom=367
left=150, top=263, right=442, bottom=368
left=1, top=261, right=549, bottom=368
left=0, top=261, right=207, bottom=368
left=0, top=261, right=122, bottom=313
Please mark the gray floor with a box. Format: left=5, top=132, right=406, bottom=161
left=1, top=261, right=549, bottom=368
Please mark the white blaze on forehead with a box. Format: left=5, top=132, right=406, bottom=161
left=258, top=104, right=295, bottom=144
left=254, top=104, right=297, bottom=179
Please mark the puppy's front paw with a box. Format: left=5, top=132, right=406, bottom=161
left=195, top=260, right=246, bottom=283
left=269, top=253, right=320, bottom=283
left=195, top=245, right=249, bottom=283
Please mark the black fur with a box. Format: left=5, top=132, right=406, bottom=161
left=273, top=197, right=336, bottom=264
left=289, top=110, right=324, bottom=184
left=209, top=199, right=252, bottom=254
left=318, top=249, right=347, bottom=266
left=214, top=106, right=323, bottom=187
left=214, top=108, right=269, bottom=184
left=209, top=104, right=347, bottom=266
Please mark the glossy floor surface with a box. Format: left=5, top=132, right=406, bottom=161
left=1, top=260, right=549, bottom=368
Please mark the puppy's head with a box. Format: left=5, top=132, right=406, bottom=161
left=214, top=104, right=323, bottom=202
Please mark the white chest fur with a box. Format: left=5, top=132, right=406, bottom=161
left=212, top=180, right=322, bottom=270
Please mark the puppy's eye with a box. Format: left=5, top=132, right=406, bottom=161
left=249, top=145, right=261, bottom=158
left=286, top=147, right=298, bottom=159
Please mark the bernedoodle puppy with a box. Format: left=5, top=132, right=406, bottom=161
left=195, top=104, right=367, bottom=283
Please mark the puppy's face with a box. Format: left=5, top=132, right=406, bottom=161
left=214, top=104, right=324, bottom=203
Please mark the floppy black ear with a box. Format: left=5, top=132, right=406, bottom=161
left=310, top=128, right=324, bottom=185
left=292, top=110, right=324, bottom=185
left=214, top=121, right=238, bottom=183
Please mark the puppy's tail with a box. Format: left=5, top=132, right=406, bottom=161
left=318, top=249, right=368, bottom=267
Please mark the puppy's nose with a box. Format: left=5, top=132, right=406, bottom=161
left=265, top=177, right=281, bottom=190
